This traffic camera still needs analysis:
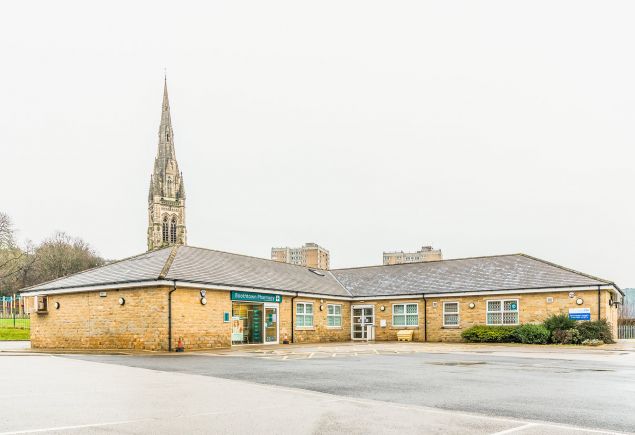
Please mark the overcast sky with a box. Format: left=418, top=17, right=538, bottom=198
left=2, top=1, right=634, bottom=286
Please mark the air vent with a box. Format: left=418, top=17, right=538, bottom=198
left=309, top=269, right=325, bottom=276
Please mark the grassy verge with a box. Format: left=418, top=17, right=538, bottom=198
left=0, top=318, right=30, bottom=329
left=0, top=328, right=30, bottom=340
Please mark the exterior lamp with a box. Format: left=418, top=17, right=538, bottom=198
left=468, top=303, right=475, bottom=309
left=319, top=305, right=324, bottom=311
left=54, top=302, right=60, bottom=309
left=576, top=298, right=583, bottom=305
left=118, top=297, right=125, bottom=305
left=200, top=297, right=207, bottom=305
left=380, top=305, right=385, bottom=311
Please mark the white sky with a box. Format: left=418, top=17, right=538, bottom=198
left=2, top=1, right=634, bottom=286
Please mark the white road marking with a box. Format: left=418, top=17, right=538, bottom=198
left=0, top=418, right=148, bottom=435
left=489, top=423, right=537, bottom=434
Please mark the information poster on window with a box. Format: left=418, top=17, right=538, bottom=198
left=231, top=316, right=244, bottom=342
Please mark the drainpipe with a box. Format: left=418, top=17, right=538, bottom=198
left=291, top=292, right=298, bottom=343
left=422, top=294, right=427, bottom=342
left=168, top=281, right=177, bottom=352
left=597, top=285, right=601, bottom=321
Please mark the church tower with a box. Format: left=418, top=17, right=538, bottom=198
left=147, top=79, right=187, bottom=250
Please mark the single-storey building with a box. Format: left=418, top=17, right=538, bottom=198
left=21, top=245, right=623, bottom=350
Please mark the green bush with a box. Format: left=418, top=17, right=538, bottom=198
left=582, top=339, right=604, bottom=346
left=461, top=325, right=519, bottom=343
left=575, top=319, right=614, bottom=344
left=543, top=314, right=576, bottom=334
left=513, top=324, right=550, bottom=344
left=551, top=328, right=581, bottom=344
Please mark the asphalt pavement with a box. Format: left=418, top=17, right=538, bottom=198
left=1, top=342, right=634, bottom=434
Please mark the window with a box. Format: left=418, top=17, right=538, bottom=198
left=170, top=217, right=177, bottom=243
left=162, top=216, right=169, bottom=242
left=393, top=303, right=418, bottom=326
left=443, top=302, right=459, bottom=327
left=487, top=299, right=519, bottom=325
left=296, top=302, right=313, bottom=328
left=327, top=304, right=342, bottom=327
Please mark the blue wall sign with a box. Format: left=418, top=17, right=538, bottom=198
left=569, top=308, right=591, bottom=321
left=230, top=291, right=282, bottom=303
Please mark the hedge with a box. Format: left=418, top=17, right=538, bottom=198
left=461, top=325, right=518, bottom=343
left=513, top=324, right=550, bottom=344
left=461, top=318, right=614, bottom=345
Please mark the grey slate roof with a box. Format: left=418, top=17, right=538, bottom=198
left=331, top=254, right=613, bottom=297
left=21, top=245, right=350, bottom=297
left=21, top=247, right=617, bottom=297
left=21, top=248, right=174, bottom=292
left=164, top=246, right=349, bottom=296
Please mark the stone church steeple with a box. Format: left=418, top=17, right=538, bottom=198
left=147, top=78, right=187, bottom=250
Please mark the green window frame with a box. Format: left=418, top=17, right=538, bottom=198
left=296, top=302, right=314, bottom=328
left=327, top=304, right=342, bottom=327
left=392, top=303, right=418, bottom=327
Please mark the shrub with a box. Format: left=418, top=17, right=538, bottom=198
left=582, top=339, right=604, bottom=346
left=513, top=324, right=550, bottom=344
left=551, top=328, right=581, bottom=345
left=575, top=319, right=614, bottom=344
left=461, top=325, right=519, bottom=343
left=543, top=314, right=576, bottom=334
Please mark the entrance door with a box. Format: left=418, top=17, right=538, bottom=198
left=352, top=305, right=374, bottom=340
left=264, top=305, right=279, bottom=344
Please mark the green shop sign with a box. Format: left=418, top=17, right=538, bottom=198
left=230, top=291, right=282, bottom=303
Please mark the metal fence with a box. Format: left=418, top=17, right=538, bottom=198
left=0, top=296, right=31, bottom=330
left=618, top=324, right=635, bottom=339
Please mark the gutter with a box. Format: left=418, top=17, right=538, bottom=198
left=291, top=292, right=298, bottom=344
left=168, top=281, right=177, bottom=352
left=423, top=294, right=427, bottom=342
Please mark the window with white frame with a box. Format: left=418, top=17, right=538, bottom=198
left=296, top=302, right=314, bottom=328
left=327, top=304, right=342, bottom=327
left=443, top=302, right=459, bottom=327
left=486, top=299, right=519, bottom=325
left=393, top=303, right=418, bottom=326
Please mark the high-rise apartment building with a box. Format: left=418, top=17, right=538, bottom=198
left=383, top=245, right=442, bottom=265
left=271, top=243, right=330, bottom=270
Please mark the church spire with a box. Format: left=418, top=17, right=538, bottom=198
left=158, top=77, right=175, bottom=159
left=147, top=77, right=187, bottom=251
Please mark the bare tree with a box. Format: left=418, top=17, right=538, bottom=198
left=0, top=212, right=15, bottom=249
left=0, top=213, right=105, bottom=294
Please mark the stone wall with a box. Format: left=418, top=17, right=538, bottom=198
left=360, top=299, right=426, bottom=342
left=425, top=289, right=617, bottom=342
left=30, top=287, right=170, bottom=350
left=29, top=286, right=621, bottom=349
left=290, top=297, right=351, bottom=343
left=171, top=288, right=232, bottom=350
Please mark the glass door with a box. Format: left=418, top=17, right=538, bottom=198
left=264, top=305, right=279, bottom=344
left=352, top=306, right=374, bottom=340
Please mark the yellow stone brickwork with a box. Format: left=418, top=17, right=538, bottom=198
left=30, top=286, right=170, bottom=350
left=425, top=289, right=618, bottom=342
left=171, top=289, right=232, bottom=350
left=291, top=297, right=351, bottom=343
left=361, top=300, right=426, bottom=342
left=29, top=286, right=620, bottom=349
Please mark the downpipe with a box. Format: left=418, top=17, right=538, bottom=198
left=168, top=281, right=177, bottom=352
